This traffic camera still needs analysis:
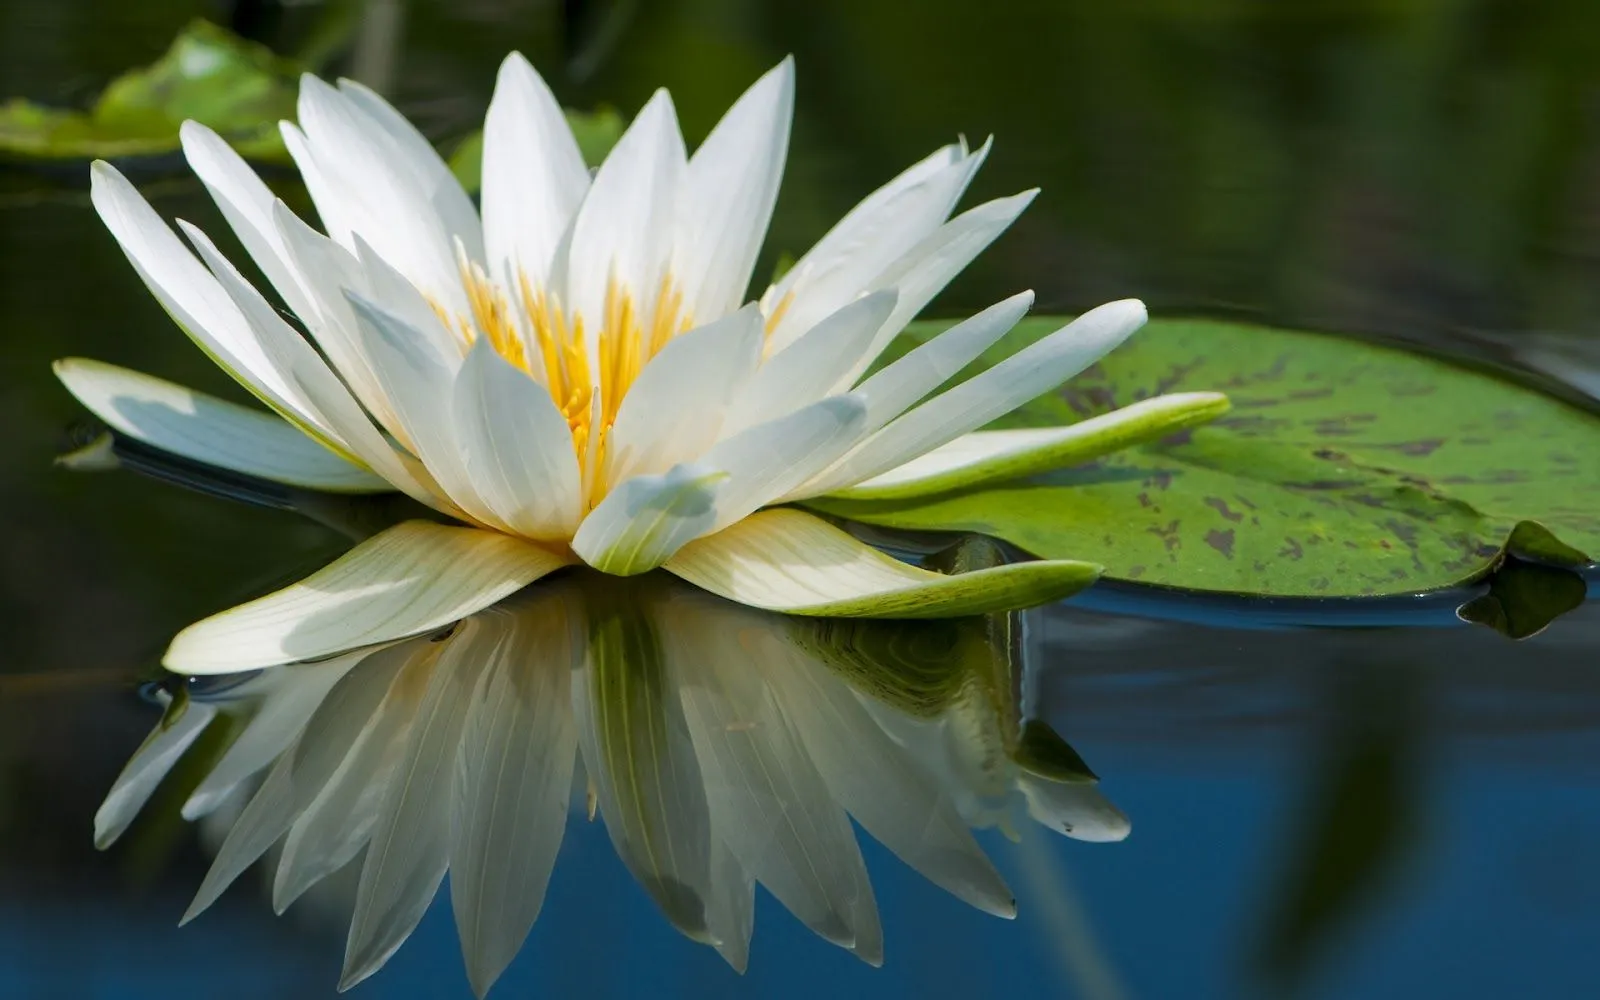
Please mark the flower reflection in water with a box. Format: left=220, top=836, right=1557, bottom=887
left=97, top=571, right=1127, bottom=996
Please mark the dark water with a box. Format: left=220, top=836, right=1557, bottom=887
left=3, top=1, right=1600, bottom=998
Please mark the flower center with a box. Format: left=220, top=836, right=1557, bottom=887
left=434, top=253, right=693, bottom=509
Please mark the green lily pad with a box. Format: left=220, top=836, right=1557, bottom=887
left=0, top=20, right=297, bottom=162
left=447, top=107, right=624, bottom=193
left=812, top=318, right=1600, bottom=597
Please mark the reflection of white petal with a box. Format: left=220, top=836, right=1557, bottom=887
left=182, top=655, right=365, bottom=819
left=342, top=618, right=498, bottom=991
left=574, top=600, right=719, bottom=944
left=769, top=637, right=1014, bottom=918
left=451, top=593, right=583, bottom=998
left=274, top=645, right=434, bottom=913
left=674, top=617, right=880, bottom=958
left=183, top=642, right=416, bottom=923
left=94, top=696, right=217, bottom=850
left=1019, top=775, right=1131, bottom=843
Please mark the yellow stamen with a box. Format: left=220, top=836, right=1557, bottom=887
left=434, top=258, right=695, bottom=510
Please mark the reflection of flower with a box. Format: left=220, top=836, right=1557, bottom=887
left=101, top=573, right=1127, bottom=996
left=53, top=54, right=1225, bottom=675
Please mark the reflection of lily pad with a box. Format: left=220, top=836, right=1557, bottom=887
left=447, top=107, right=624, bottom=193
left=816, top=319, right=1600, bottom=597
left=0, top=20, right=296, bottom=162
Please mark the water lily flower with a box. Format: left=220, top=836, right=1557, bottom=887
left=55, top=55, right=1225, bottom=674
left=98, top=573, right=1126, bottom=996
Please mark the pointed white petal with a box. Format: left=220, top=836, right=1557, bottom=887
left=337, top=77, right=485, bottom=264
left=723, top=292, right=895, bottom=437
left=697, top=395, right=868, bottom=534
left=164, top=521, right=573, bottom=674
left=182, top=642, right=416, bottom=923
left=707, top=839, right=755, bottom=973
left=452, top=340, right=584, bottom=540
left=180, top=122, right=321, bottom=325
left=680, top=58, right=794, bottom=319
left=93, top=698, right=217, bottom=850
left=765, top=139, right=989, bottom=352
left=340, top=619, right=494, bottom=990
left=451, top=593, right=583, bottom=998
left=602, top=305, right=764, bottom=486
left=846, top=291, right=1033, bottom=435
left=274, top=645, right=434, bottom=913
left=857, top=190, right=1037, bottom=368
left=53, top=359, right=389, bottom=492
left=665, top=508, right=1100, bottom=617
left=571, top=463, right=727, bottom=575
left=801, top=299, right=1149, bottom=496
left=832, top=392, right=1231, bottom=499
left=295, top=75, right=476, bottom=312
left=88, top=163, right=353, bottom=452
left=182, top=656, right=365, bottom=819
left=481, top=52, right=590, bottom=290
left=563, top=90, right=685, bottom=353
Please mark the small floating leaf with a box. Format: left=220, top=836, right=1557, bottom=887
left=0, top=20, right=297, bottom=162
left=1456, top=560, right=1588, bottom=639
left=815, top=319, right=1600, bottom=597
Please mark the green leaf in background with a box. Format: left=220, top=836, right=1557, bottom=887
left=447, top=107, right=625, bottom=193
left=0, top=20, right=298, bottom=162
left=812, top=319, right=1600, bottom=597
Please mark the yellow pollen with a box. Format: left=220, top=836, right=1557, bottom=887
left=433, top=258, right=695, bottom=510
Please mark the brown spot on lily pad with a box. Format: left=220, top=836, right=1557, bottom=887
left=1204, top=497, right=1245, bottom=523
left=1205, top=529, right=1236, bottom=559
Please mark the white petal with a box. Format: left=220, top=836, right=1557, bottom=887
left=295, top=75, right=477, bottom=312
left=856, top=190, right=1037, bottom=369
left=697, top=395, right=868, bottom=534
left=180, top=121, right=320, bottom=325
left=336, top=77, right=485, bottom=265
left=341, top=618, right=495, bottom=990
left=602, top=305, right=764, bottom=487
left=831, top=392, right=1230, bottom=499
left=563, top=90, right=685, bottom=360
left=664, top=508, right=1100, bottom=617
left=343, top=290, right=498, bottom=524
left=679, top=58, right=794, bottom=319
left=571, top=463, right=727, bottom=575
left=765, top=139, right=989, bottom=352
left=88, top=163, right=350, bottom=452
left=847, top=291, right=1033, bottom=435
left=723, top=292, right=895, bottom=437
left=481, top=52, right=590, bottom=290
left=800, top=299, right=1149, bottom=496
left=451, top=339, right=584, bottom=540
left=163, top=520, right=573, bottom=674
left=93, top=697, right=217, bottom=850
left=450, top=593, right=583, bottom=998
left=182, top=655, right=364, bottom=819
left=53, top=359, right=389, bottom=492
left=182, top=642, right=416, bottom=923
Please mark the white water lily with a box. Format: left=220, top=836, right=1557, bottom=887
left=56, top=54, right=1225, bottom=674
left=99, top=573, right=1125, bottom=996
